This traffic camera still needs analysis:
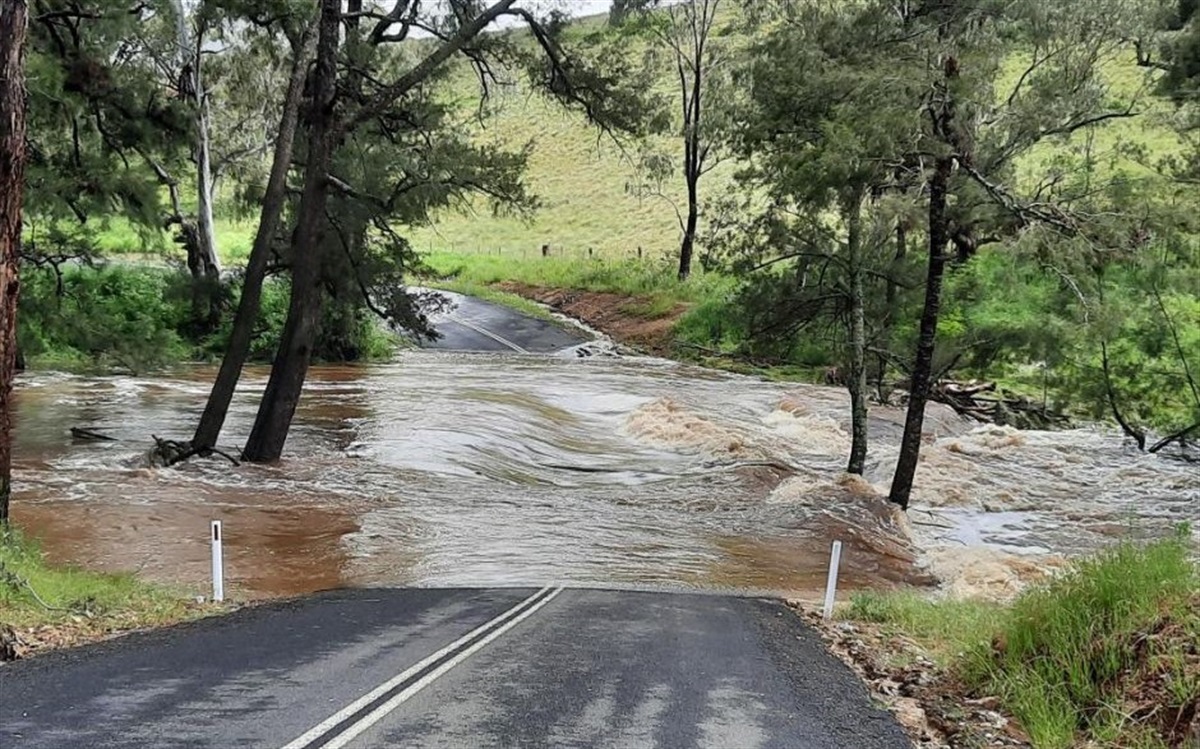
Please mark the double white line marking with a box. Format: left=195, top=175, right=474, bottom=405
left=446, top=314, right=531, bottom=354
left=282, top=586, right=562, bottom=749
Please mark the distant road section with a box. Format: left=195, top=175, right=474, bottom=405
left=423, top=291, right=588, bottom=354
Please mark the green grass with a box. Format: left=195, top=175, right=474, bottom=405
left=85, top=213, right=258, bottom=266
left=1, top=527, right=215, bottom=633
left=845, top=533, right=1200, bottom=749
left=845, top=591, right=1007, bottom=666
left=431, top=277, right=560, bottom=323
left=425, top=249, right=734, bottom=306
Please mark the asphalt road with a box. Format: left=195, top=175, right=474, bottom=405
left=422, top=291, right=588, bottom=354
left=0, top=589, right=908, bottom=748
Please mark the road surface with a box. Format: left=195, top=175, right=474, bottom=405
left=422, top=291, right=587, bottom=354
left=0, top=589, right=908, bottom=748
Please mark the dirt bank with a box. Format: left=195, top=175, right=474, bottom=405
left=497, top=282, right=689, bottom=355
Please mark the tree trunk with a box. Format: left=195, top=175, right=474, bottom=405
left=845, top=194, right=868, bottom=475
left=241, top=0, right=340, bottom=463
left=192, top=25, right=313, bottom=452
left=0, top=0, right=27, bottom=524
left=877, top=220, right=908, bottom=397
left=888, top=156, right=953, bottom=510
left=678, top=189, right=697, bottom=281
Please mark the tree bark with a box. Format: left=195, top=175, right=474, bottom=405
left=678, top=185, right=697, bottom=280
left=888, top=156, right=952, bottom=510
left=0, top=0, right=27, bottom=524
left=241, top=0, right=341, bottom=463
left=192, top=24, right=313, bottom=452
left=845, top=193, right=868, bottom=475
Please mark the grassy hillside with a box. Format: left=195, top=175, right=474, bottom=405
left=84, top=8, right=1181, bottom=275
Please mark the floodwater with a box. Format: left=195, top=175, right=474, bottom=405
left=10, top=348, right=1199, bottom=600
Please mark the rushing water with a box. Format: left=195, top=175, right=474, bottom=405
left=9, top=347, right=1199, bottom=600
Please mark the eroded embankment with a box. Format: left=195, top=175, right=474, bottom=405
left=497, top=282, right=689, bottom=355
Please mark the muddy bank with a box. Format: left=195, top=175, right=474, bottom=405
left=497, top=282, right=688, bottom=355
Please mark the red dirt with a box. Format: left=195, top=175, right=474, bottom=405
left=497, top=282, right=690, bottom=355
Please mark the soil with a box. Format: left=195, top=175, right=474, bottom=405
left=0, top=601, right=230, bottom=663
left=497, top=282, right=690, bottom=355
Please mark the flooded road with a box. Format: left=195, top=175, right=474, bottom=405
left=9, top=310, right=1199, bottom=600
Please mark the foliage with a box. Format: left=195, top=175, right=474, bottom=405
left=19, top=265, right=191, bottom=373
left=17, top=265, right=395, bottom=373
left=846, top=534, right=1200, bottom=749
left=968, top=534, right=1199, bottom=748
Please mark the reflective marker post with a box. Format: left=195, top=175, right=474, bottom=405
left=822, top=540, right=842, bottom=621
left=211, top=521, right=224, bottom=603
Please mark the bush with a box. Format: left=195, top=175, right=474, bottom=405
left=19, top=265, right=190, bottom=373
left=19, top=266, right=398, bottom=372
left=965, top=533, right=1199, bottom=749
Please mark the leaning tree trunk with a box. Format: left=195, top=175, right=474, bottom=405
left=845, top=194, right=868, bottom=476
left=0, top=0, right=27, bottom=524
left=192, top=27, right=313, bottom=452
left=888, top=156, right=952, bottom=510
left=241, top=0, right=340, bottom=463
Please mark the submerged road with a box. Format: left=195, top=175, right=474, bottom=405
left=0, top=589, right=908, bottom=748
left=2, top=294, right=909, bottom=748
left=422, top=291, right=588, bottom=354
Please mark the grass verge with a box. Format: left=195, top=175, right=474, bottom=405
left=843, top=533, right=1200, bottom=748
left=424, top=249, right=733, bottom=308
left=431, top=277, right=560, bottom=324
left=1, top=527, right=224, bottom=658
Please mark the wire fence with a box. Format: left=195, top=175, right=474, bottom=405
left=430, top=242, right=667, bottom=263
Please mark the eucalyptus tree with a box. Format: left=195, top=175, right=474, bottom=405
left=718, top=3, right=925, bottom=475
left=613, top=0, right=732, bottom=280
left=191, top=2, right=316, bottom=454
left=0, top=0, right=28, bottom=524
left=739, top=0, right=1147, bottom=508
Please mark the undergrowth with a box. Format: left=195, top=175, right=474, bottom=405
left=845, top=533, right=1200, bottom=749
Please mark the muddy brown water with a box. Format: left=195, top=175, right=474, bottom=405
left=10, top=351, right=1199, bottom=599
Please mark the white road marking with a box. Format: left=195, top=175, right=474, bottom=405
left=446, top=314, right=531, bottom=354
left=320, top=587, right=563, bottom=748
left=281, top=587, right=560, bottom=749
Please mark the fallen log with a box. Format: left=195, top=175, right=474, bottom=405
left=909, top=379, right=1071, bottom=430
left=1149, top=421, right=1200, bottom=454
left=70, top=427, right=117, bottom=442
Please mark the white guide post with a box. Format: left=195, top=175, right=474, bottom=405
left=211, top=520, right=224, bottom=602
left=822, top=540, right=842, bottom=621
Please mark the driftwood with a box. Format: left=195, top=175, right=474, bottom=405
left=905, top=379, right=1072, bottom=430
left=1148, top=421, right=1200, bottom=456
left=70, top=427, right=117, bottom=442
left=74, top=428, right=240, bottom=468
left=151, top=435, right=240, bottom=467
